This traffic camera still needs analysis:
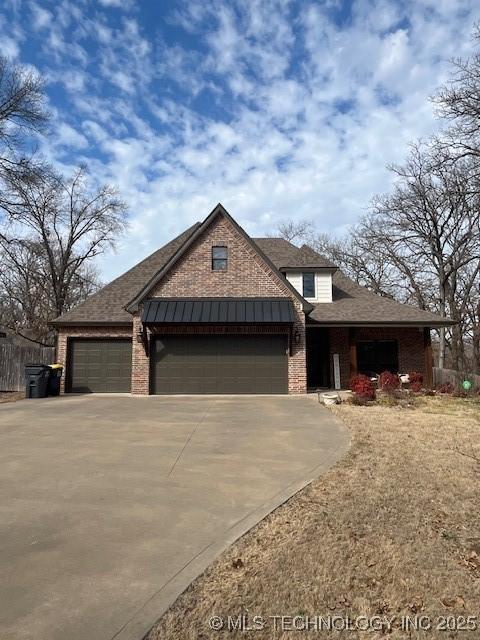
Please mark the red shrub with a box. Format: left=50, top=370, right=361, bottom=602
left=437, top=382, right=454, bottom=394
left=378, top=371, right=400, bottom=393
left=350, top=374, right=365, bottom=390
left=408, top=371, right=423, bottom=385
left=410, top=381, right=423, bottom=393
left=350, top=374, right=375, bottom=401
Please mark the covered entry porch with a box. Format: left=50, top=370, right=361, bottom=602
left=306, top=325, right=433, bottom=390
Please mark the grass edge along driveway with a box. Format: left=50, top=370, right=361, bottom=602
left=149, top=396, right=480, bottom=640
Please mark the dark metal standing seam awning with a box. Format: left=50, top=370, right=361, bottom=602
left=141, top=298, right=295, bottom=324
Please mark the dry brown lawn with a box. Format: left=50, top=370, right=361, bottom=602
left=148, top=396, right=480, bottom=639
left=0, top=391, right=24, bottom=403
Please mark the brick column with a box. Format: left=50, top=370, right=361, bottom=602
left=131, top=314, right=150, bottom=395
left=288, top=305, right=307, bottom=394
left=57, top=329, right=68, bottom=394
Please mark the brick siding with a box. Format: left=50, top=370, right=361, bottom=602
left=328, top=326, right=426, bottom=388
left=142, top=214, right=307, bottom=394
left=56, top=213, right=428, bottom=396
left=131, top=314, right=150, bottom=395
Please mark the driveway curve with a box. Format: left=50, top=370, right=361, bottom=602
left=0, top=395, right=350, bottom=640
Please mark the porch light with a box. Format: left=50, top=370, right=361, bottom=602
left=294, top=329, right=301, bottom=344
left=136, top=330, right=143, bottom=343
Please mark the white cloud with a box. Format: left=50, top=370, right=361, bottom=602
left=93, top=0, right=480, bottom=281
left=98, top=0, right=134, bottom=7
left=55, top=122, right=89, bottom=149
left=2, top=0, right=478, bottom=284
left=1, top=34, right=21, bottom=58
left=0, top=13, right=23, bottom=57
left=82, top=120, right=108, bottom=143
left=30, top=3, right=52, bottom=30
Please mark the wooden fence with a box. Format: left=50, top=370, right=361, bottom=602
left=0, top=343, right=55, bottom=392
left=433, top=366, right=480, bottom=390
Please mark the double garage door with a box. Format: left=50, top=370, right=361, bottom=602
left=151, top=334, right=288, bottom=394
left=68, top=334, right=288, bottom=394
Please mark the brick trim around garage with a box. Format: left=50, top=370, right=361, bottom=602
left=57, top=326, right=133, bottom=394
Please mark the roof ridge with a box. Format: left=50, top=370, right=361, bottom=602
left=253, top=237, right=337, bottom=269
left=126, top=204, right=312, bottom=313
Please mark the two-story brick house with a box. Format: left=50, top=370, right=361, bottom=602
left=52, top=204, right=454, bottom=394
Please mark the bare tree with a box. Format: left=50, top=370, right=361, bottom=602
left=269, top=219, right=315, bottom=245
left=453, top=259, right=480, bottom=372
left=0, top=237, right=99, bottom=345
left=273, top=143, right=480, bottom=371
left=0, top=56, right=49, bottom=190
left=433, top=25, right=480, bottom=171
left=274, top=220, right=429, bottom=305
left=0, top=167, right=127, bottom=342
left=271, top=27, right=480, bottom=373
left=368, top=143, right=480, bottom=369
left=311, top=229, right=418, bottom=301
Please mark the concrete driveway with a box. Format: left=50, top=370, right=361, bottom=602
left=0, top=395, right=350, bottom=640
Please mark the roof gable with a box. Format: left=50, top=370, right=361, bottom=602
left=126, top=203, right=312, bottom=312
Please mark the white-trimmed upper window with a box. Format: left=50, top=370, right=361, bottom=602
left=302, top=272, right=315, bottom=298
left=286, top=271, right=333, bottom=302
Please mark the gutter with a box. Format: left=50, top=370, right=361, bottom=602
left=305, top=320, right=457, bottom=327
left=49, top=320, right=133, bottom=327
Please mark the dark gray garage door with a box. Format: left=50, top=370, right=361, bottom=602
left=68, top=339, right=132, bottom=393
left=152, top=334, right=288, bottom=394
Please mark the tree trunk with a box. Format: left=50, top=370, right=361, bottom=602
left=449, top=321, right=463, bottom=370
left=438, top=327, right=445, bottom=369
left=438, top=281, right=447, bottom=369
left=473, top=302, right=480, bottom=374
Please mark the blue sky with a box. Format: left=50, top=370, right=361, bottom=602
left=1, top=0, right=478, bottom=281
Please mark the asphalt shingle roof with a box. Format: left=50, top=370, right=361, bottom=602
left=52, top=225, right=453, bottom=327
left=52, top=223, right=201, bottom=324
left=309, top=270, right=452, bottom=325
left=255, top=239, right=451, bottom=325
left=253, top=238, right=337, bottom=269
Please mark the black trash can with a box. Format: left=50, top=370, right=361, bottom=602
left=25, top=364, right=50, bottom=398
left=47, top=364, right=63, bottom=396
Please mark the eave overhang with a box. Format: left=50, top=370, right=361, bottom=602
left=305, top=319, right=457, bottom=327
left=49, top=320, right=133, bottom=327
left=279, top=266, right=337, bottom=273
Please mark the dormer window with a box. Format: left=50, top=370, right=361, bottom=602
left=285, top=270, right=333, bottom=302
left=302, top=272, right=315, bottom=298
left=212, top=246, right=228, bottom=271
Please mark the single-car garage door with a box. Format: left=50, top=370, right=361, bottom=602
left=152, top=334, right=288, bottom=394
left=68, top=339, right=132, bottom=393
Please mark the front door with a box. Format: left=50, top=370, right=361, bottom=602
left=306, top=328, right=330, bottom=389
